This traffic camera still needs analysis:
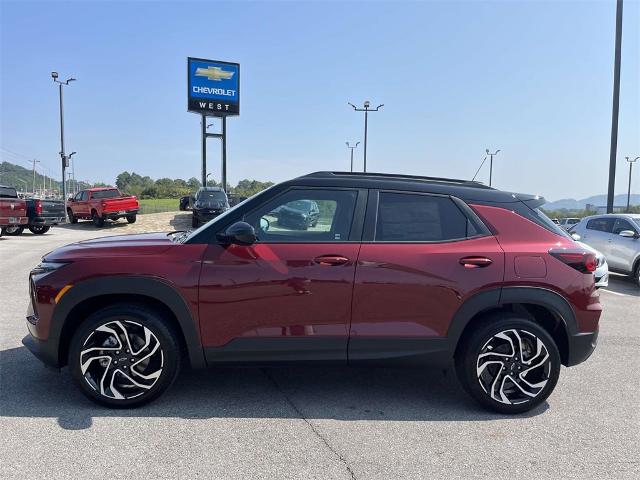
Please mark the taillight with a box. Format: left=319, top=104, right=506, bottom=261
left=35, top=200, right=42, bottom=215
left=549, top=248, right=597, bottom=273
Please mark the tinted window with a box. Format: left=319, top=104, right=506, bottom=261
left=245, top=189, right=357, bottom=242
left=92, top=189, right=120, bottom=199
left=586, top=218, right=614, bottom=233
left=0, top=187, right=18, bottom=198
left=612, top=218, right=637, bottom=235
left=375, top=193, right=470, bottom=242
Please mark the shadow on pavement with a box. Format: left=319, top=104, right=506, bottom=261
left=169, top=213, right=192, bottom=230
left=0, top=345, right=547, bottom=430
left=602, top=274, right=639, bottom=297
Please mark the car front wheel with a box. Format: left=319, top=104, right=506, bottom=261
left=68, top=304, right=181, bottom=408
left=455, top=316, right=560, bottom=414
left=126, top=215, right=136, bottom=224
left=28, top=225, right=50, bottom=234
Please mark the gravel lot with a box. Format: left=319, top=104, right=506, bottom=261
left=1, top=215, right=639, bottom=479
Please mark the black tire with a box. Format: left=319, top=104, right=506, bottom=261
left=126, top=215, right=137, bottom=224
left=633, top=262, right=640, bottom=288
left=191, top=215, right=199, bottom=228
left=68, top=303, right=181, bottom=408
left=455, top=315, right=561, bottom=414
left=92, top=211, right=105, bottom=227
left=3, top=226, right=24, bottom=236
left=28, top=225, right=50, bottom=235
left=67, top=208, right=77, bottom=224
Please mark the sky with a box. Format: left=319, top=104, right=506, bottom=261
left=0, top=0, right=638, bottom=201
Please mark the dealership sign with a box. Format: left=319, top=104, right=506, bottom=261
left=188, top=57, right=239, bottom=116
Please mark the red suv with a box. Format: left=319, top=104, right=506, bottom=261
left=23, top=172, right=601, bottom=413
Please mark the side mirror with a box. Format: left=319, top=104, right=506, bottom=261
left=619, top=230, right=638, bottom=238
left=218, top=221, right=256, bottom=246
left=68, top=197, right=75, bottom=202
left=571, top=232, right=581, bottom=241
left=260, top=217, right=270, bottom=232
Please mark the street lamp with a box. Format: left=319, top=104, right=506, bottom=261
left=348, top=101, right=383, bottom=172
left=52, top=71, right=76, bottom=212
left=485, top=149, right=501, bottom=186
left=346, top=141, right=360, bottom=172
left=626, top=156, right=639, bottom=212
left=68, top=152, right=77, bottom=195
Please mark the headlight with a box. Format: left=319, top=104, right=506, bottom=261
left=31, top=261, right=68, bottom=276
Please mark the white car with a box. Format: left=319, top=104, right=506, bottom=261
left=576, top=240, right=608, bottom=288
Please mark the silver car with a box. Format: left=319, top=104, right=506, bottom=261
left=570, top=214, right=640, bottom=286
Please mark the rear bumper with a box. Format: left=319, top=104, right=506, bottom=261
left=193, top=209, right=225, bottom=221
left=566, top=327, right=599, bottom=367
left=30, top=216, right=65, bottom=226
left=1, top=216, right=28, bottom=226
left=103, top=209, right=138, bottom=219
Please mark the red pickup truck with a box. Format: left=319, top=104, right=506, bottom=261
left=0, top=185, right=28, bottom=236
left=67, top=187, right=139, bottom=227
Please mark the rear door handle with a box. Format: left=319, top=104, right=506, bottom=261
left=459, top=256, right=493, bottom=268
left=314, top=255, right=350, bottom=266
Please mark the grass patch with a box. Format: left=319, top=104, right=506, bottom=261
left=138, top=198, right=180, bottom=214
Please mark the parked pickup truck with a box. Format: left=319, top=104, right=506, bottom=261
left=67, top=187, right=139, bottom=227
left=3, top=198, right=66, bottom=235
left=0, top=185, right=28, bottom=237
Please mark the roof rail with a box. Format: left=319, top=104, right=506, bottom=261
left=302, top=171, right=492, bottom=188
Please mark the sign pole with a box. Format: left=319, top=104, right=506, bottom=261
left=221, top=116, right=227, bottom=192
left=201, top=114, right=207, bottom=186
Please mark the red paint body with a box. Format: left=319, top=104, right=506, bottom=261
left=0, top=195, right=28, bottom=228
left=68, top=187, right=139, bottom=220
left=30, top=201, right=601, bottom=361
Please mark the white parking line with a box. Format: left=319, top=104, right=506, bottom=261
left=600, top=289, right=633, bottom=297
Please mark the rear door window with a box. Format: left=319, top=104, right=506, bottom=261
left=375, top=192, right=471, bottom=242
left=586, top=218, right=614, bottom=233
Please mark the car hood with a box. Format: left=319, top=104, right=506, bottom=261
left=44, top=232, right=174, bottom=261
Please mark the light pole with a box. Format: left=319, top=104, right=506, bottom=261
left=626, top=156, right=639, bottom=212
left=348, top=101, right=383, bottom=172
left=346, top=141, right=360, bottom=172
left=51, top=71, right=76, bottom=214
left=31, top=159, right=40, bottom=195
left=607, top=0, right=624, bottom=213
left=485, top=149, right=501, bottom=186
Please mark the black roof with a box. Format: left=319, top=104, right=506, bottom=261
left=287, top=171, right=540, bottom=204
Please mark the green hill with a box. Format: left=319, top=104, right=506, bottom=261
left=0, top=161, right=98, bottom=195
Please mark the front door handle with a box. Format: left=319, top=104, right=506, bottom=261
left=459, top=256, right=493, bottom=269
left=314, top=255, right=349, bottom=266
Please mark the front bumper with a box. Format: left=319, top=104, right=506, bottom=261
left=194, top=209, right=224, bottom=221
left=22, top=334, right=60, bottom=369
left=566, top=327, right=599, bottom=367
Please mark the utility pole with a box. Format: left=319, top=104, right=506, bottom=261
left=348, top=101, right=383, bottom=172
left=51, top=71, right=76, bottom=213
left=346, top=142, right=360, bottom=172
left=626, top=156, right=639, bottom=212
left=31, top=159, right=40, bottom=196
left=607, top=0, right=624, bottom=214
left=485, top=149, right=501, bottom=186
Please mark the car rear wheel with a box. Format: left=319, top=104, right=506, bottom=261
left=455, top=315, right=560, bottom=414
left=3, top=226, right=24, bottom=236
left=67, top=208, right=77, bottom=224
left=126, top=215, right=136, bottom=224
left=92, top=211, right=105, bottom=227
left=28, top=225, right=50, bottom=234
left=68, top=304, right=181, bottom=408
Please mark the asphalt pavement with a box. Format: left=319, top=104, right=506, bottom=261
left=1, top=224, right=638, bottom=479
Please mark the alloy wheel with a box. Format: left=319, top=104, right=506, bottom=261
left=79, top=320, right=164, bottom=400
left=476, top=329, right=551, bottom=405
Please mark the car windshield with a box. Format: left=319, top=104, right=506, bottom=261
left=92, top=189, right=121, bottom=199
left=632, top=218, right=640, bottom=230
left=198, top=191, right=226, bottom=201
left=0, top=187, right=18, bottom=198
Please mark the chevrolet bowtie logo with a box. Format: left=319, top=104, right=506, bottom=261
left=195, top=66, right=235, bottom=81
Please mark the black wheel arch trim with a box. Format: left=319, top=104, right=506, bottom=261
left=447, top=286, right=578, bottom=353
left=51, top=276, right=206, bottom=369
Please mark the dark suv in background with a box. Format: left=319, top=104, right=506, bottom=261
left=23, top=172, right=601, bottom=413
left=191, top=186, right=229, bottom=227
